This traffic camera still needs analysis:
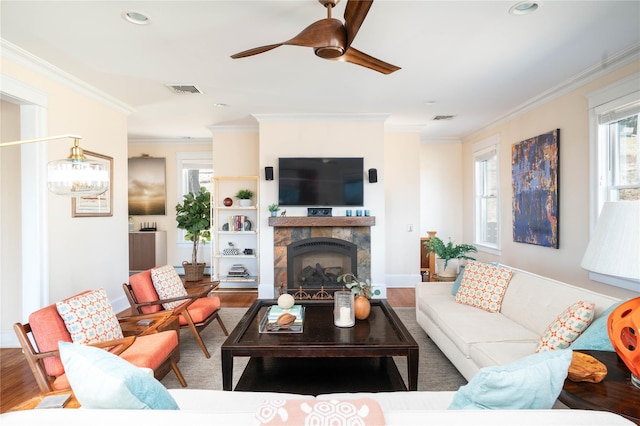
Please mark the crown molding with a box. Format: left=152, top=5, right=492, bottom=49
left=207, top=124, right=259, bottom=134
left=252, top=113, right=390, bottom=123
left=420, top=136, right=461, bottom=144
left=462, top=43, right=640, bottom=141
left=1, top=38, right=135, bottom=116
left=128, top=138, right=211, bottom=146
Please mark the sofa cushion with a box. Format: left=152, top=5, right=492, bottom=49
left=151, top=265, right=188, bottom=310
left=571, top=300, right=625, bottom=352
left=256, top=398, right=385, bottom=426
left=429, top=298, right=539, bottom=357
left=535, top=301, right=594, bottom=353
left=55, top=289, right=124, bottom=345
left=469, top=341, right=538, bottom=369
left=454, top=261, right=513, bottom=313
left=448, top=349, right=572, bottom=410
left=28, top=304, right=72, bottom=377
left=59, top=341, right=179, bottom=410
left=129, top=270, right=163, bottom=313
left=178, top=296, right=221, bottom=326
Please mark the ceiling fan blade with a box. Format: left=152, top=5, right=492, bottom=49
left=343, top=0, right=373, bottom=47
left=336, top=47, right=400, bottom=74
left=231, top=44, right=283, bottom=59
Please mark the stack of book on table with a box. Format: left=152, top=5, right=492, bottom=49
left=259, top=304, right=304, bottom=333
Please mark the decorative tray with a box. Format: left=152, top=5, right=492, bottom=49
left=259, top=306, right=304, bottom=334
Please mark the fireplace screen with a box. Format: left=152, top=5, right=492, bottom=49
left=287, top=237, right=357, bottom=291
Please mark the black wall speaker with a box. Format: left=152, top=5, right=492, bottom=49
left=265, top=166, right=274, bottom=181
left=368, top=168, right=378, bottom=183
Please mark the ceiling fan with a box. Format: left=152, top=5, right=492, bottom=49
left=230, top=0, right=400, bottom=74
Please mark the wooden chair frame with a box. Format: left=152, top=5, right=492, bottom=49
left=14, top=311, right=187, bottom=394
left=122, top=281, right=228, bottom=358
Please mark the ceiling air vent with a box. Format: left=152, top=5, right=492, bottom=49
left=165, top=84, right=203, bottom=95
left=433, top=115, right=455, bottom=121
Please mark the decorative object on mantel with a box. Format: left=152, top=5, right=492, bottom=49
left=175, top=187, right=211, bottom=281
left=337, top=273, right=380, bottom=320
left=423, top=237, right=477, bottom=278
left=268, top=203, right=280, bottom=217
left=280, top=209, right=287, bottom=216
left=235, top=189, right=254, bottom=207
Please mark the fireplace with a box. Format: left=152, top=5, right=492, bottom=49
left=287, top=237, right=357, bottom=290
left=270, top=216, right=374, bottom=298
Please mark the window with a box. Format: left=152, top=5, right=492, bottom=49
left=473, top=136, right=500, bottom=254
left=588, top=74, right=639, bottom=291
left=176, top=151, right=213, bottom=245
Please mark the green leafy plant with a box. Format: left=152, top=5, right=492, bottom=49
left=175, top=187, right=211, bottom=265
left=337, top=273, right=380, bottom=299
left=268, top=203, right=280, bottom=212
left=235, top=189, right=254, bottom=200
left=423, top=236, right=477, bottom=268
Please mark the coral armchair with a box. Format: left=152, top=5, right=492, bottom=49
left=14, top=289, right=186, bottom=393
left=123, top=267, right=228, bottom=359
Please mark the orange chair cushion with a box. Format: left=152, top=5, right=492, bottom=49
left=53, top=330, right=179, bottom=391
left=178, top=296, right=221, bottom=325
left=129, top=270, right=162, bottom=314
left=29, top=304, right=73, bottom=377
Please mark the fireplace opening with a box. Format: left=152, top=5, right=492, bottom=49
left=287, top=237, right=357, bottom=291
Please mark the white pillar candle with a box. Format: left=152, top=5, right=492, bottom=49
left=339, top=307, right=351, bottom=325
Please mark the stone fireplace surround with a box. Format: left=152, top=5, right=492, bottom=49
left=269, top=217, right=374, bottom=295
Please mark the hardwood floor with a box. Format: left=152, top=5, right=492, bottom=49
left=0, top=288, right=414, bottom=413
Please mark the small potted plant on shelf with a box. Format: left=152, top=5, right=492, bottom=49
left=175, top=187, right=211, bottom=281
left=235, top=189, right=254, bottom=207
left=268, top=203, right=280, bottom=217
left=423, top=236, right=477, bottom=278
left=337, top=273, right=381, bottom=320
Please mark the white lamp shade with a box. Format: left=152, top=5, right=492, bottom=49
left=581, top=201, right=640, bottom=281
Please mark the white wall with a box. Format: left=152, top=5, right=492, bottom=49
left=1, top=51, right=130, bottom=347
left=461, top=60, right=639, bottom=300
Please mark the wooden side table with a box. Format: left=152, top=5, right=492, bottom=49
left=559, top=350, right=640, bottom=423
left=432, top=274, right=457, bottom=282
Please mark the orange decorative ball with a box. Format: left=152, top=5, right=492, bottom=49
left=354, top=295, right=371, bottom=320
left=607, top=297, right=640, bottom=383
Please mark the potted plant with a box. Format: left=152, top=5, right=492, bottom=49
left=235, top=189, right=254, bottom=207
left=175, top=187, right=211, bottom=281
left=268, top=203, right=280, bottom=217
left=423, top=236, right=477, bottom=277
left=337, top=273, right=381, bottom=320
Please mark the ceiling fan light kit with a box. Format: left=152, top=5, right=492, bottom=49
left=231, top=0, right=400, bottom=75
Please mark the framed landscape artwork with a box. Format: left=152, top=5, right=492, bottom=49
left=128, top=157, right=167, bottom=216
left=72, top=151, right=113, bottom=217
left=511, top=129, right=560, bottom=248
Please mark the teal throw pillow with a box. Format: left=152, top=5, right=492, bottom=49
left=59, top=341, right=179, bottom=410
left=571, top=300, right=625, bottom=352
left=448, top=349, right=572, bottom=410
left=451, top=268, right=465, bottom=296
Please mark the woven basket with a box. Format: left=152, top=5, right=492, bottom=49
left=183, top=261, right=205, bottom=282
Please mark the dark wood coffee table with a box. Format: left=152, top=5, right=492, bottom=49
left=221, top=299, right=418, bottom=394
left=559, top=350, right=640, bottom=423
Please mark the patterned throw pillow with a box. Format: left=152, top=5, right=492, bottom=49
left=256, top=398, right=385, bottom=426
left=56, top=288, right=124, bottom=344
left=454, top=261, right=514, bottom=313
left=535, top=300, right=595, bottom=353
left=151, top=265, right=188, bottom=310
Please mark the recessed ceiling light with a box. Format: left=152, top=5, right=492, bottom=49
left=509, top=1, right=541, bottom=15
left=123, top=11, right=150, bottom=25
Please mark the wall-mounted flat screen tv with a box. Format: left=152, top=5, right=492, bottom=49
left=278, top=157, right=364, bottom=206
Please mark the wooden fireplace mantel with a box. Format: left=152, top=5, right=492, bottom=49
left=268, top=216, right=375, bottom=227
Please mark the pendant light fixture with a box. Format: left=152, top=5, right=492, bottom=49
left=0, top=134, right=109, bottom=197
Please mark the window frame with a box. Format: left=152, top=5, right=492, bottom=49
left=587, top=73, right=639, bottom=291
left=472, top=135, right=501, bottom=255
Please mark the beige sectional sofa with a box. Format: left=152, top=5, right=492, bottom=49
left=415, top=265, right=620, bottom=381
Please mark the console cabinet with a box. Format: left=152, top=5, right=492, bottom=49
left=212, top=176, right=259, bottom=289
left=129, top=231, right=167, bottom=273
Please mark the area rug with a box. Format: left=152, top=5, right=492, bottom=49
left=161, top=307, right=467, bottom=392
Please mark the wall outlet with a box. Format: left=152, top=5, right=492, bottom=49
left=407, top=224, right=413, bottom=232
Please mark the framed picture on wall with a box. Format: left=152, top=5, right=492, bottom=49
left=511, top=129, right=560, bottom=248
left=72, top=151, right=113, bottom=217
left=128, top=156, right=167, bottom=216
